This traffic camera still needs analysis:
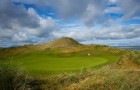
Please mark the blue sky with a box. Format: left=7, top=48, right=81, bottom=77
left=0, top=0, right=140, bottom=47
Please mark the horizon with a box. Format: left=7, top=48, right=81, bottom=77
left=0, top=0, right=140, bottom=47
left=1, top=37, right=140, bottom=48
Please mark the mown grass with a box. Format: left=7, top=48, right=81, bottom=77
left=1, top=53, right=140, bottom=90
left=3, top=45, right=121, bottom=76
left=12, top=55, right=108, bottom=76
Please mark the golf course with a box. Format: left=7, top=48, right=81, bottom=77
left=1, top=37, right=120, bottom=76
left=12, top=53, right=110, bottom=76
left=0, top=37, right=140, bottom=90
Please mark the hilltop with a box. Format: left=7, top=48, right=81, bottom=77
left=31, top=37, right=81, bottom=50
left=0, top=37, right=82, bottom=57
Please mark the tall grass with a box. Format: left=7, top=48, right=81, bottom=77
left=0, top=62, right=28, bottom=90
left=41, top=66, right=140, bottom=90
left=41, top=53, right=140, bottom=90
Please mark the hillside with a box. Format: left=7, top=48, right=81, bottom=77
left=31, top=37, right=81, bottom=50
left=0, top=37, right=81, bottom=58
left=0, top=37, right=140, bottom=90
left=0, top=37, right=139, bottom=59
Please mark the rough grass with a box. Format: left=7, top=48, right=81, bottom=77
left=0, top=62, right=28, bottom=90
left=38, top=67, right=140, bottom=90
left=40, top=52, right=140, bottom=90
left=0, top=46, right=140, bottom=90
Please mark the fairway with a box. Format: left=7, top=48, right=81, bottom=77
left=12, top=55, right=108, bottom=76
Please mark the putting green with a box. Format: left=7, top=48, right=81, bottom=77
left=12, top=55, right=108, bottom=76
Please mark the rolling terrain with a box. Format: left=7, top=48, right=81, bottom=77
left=0, top=37, right=140, bottom=90
left=0, top=37, right=122, bottom=76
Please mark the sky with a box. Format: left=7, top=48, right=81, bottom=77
left=0, top=0, right=140, bottom=47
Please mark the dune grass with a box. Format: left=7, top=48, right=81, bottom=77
left=0, top=62, right=28, bottom=90
left=0, top=45, right=139, bottom=90
left=40, top=52, right=140, bottom=90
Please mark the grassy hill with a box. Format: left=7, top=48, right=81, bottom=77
left=0, top=37, right=140, bottom=90
left=0, top=37, right=81, bottom=58
left=0, top=37, right=138, bottom=76
left=34, top=37, right=81, bottom=50
left=0, top=43, right=109, bottom=74
left=22, top=37, right=81, bottom=50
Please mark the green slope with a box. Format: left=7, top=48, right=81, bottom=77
left=8, top=45, right=120, bottom=76
left=0, top=37, right=128, bottom=76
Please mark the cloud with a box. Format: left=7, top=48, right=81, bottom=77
left=82, top=4, right=104, bottom=25
left=0, top=0, right=59, bottom=47
left=15, top=0, right=108, bottom=26
left=0, top=0, right=39, bottom=29
left=12, top=32, right=28, bottom=42
left=81, top=37, right=140, bottom=46
left=14, top=0, right=140, bottom=25
left=48, top=0, right=107, bottom=25
left=109, top=0, right=117, bottom=3
left=117, top=0, right=140, bottom=19
left=105, top=6, right=122, bottom=14
left=0, top=0, right=140, bottom=47
left=53, top=25, right=140, bottom=42
left=48, top=0, right=89, bottom=19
